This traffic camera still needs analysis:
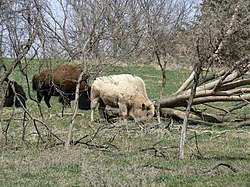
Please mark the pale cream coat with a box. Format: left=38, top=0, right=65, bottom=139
left=90, top=74, right=154, bottom=122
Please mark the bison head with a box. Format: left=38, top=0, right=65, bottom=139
left=130, top=101, right=155, bottom=122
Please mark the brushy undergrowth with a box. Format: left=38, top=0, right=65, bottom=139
left=0, top=60, right=249, bottom=186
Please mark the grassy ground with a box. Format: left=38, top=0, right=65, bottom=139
left=0, top=60, right=249, bottom=186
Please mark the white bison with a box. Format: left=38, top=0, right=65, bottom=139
left=90, top=74, right=155, bottom=122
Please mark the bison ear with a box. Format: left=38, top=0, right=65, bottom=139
left=142, top=103, right=146, bottom=110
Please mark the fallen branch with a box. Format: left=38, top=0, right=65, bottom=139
left=161, top=108, right=221, bottom=124
left=140, top=164, right=175, bottom=171
left=235, top=120, right=250, bottom=129
left=76, top=140, right=118, bottom=151
left=219, top=78, right=250, bottom=91
left=223, top=101, right=248, bottom=114
left=73, top=125, right=118, bottom=151
left=200, top=163, right=239, bottom=175
left=192, top=94, right=250, bottom=105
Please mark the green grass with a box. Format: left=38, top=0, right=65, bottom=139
left=0, top=59, right=249, bottom=186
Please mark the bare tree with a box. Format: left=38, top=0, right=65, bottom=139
left=0, top=0, right=42, bottom=147
left=159, top=0, right=250, bottom=159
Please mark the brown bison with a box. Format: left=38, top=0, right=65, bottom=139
left=90, top=74, right=155, bottom=122
left=1, top=80, right=27, bottom=108
left=32, top=64, right=91, bottom=109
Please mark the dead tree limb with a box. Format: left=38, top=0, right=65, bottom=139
left=235, top=120, right=250, bottom=129
left=158, top=62, right=250, bottom=124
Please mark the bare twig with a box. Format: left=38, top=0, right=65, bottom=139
left=200, top=163, right=239, bottom=175
left=140, top=164, right=175, bottom=171
left=202, top=103, right=229, bottom=113
left=224, top=101, right=249, bottom=114
left=74, top=134, right=118, bottom=151
left=194, top=131, right=203, bottom=158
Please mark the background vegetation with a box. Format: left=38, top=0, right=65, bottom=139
left=1, top=61, right=249, bottom=186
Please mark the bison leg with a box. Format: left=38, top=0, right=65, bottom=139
left=37, top=93, right=43, bottom=103
left=43, top=93, right=52, bottom=108
left=78, top=94, right=91, bottom=110
left=118, top=102, right=128, bottom=120
left=98, top=99, right=106, bottom=119
left=64, top=97, right=71, bottom=107
left=4, top=96, right=14, bottom=107
left=15, top=95, right=26, bottom=108
left=90, top=96, right=100, bottom=122
left=59, top=96, right=71, bottom=107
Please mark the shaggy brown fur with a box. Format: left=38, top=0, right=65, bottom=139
left=32, top=64, right=90, bottom=109
left=2, top=80, right=27, bottom=108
